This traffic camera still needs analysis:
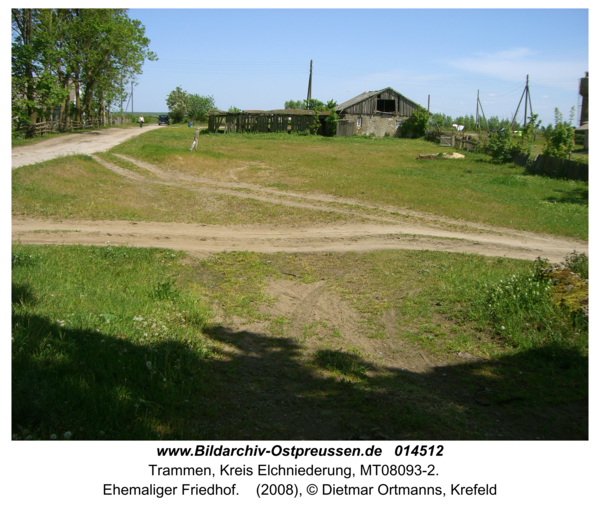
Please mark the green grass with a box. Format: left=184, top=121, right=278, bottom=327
left=12, top=130, right=588, bottom=238
left=109, top=129, right=588, bottom=239
left=11, top=154, right=349, bottom=226
left=12, top=244, right=215, bottom=440
left=13, top=244, right=588, bottom=440
left=11, top=128, right=588, bottom=440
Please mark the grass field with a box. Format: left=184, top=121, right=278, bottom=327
left=110, top=128, right=588, bottom=239
left=12, top=129, right=588, bottom=238
left=12, top=154, right=349, bottom=226
left=12, top=244, right=588, bottom=440
left=12, top=129, right=588, bottom=440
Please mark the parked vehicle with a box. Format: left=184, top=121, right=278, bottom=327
left=158, top=115, right=170, bottom=125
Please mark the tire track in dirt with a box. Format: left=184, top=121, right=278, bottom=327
left=110, top=153, right=530, bottom=234
left=93, top=154, right=392, bottom=223
left=11, top=216, right=587, bottom=262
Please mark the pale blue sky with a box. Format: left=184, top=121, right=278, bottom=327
left=99, top=8, right=590, bottom=126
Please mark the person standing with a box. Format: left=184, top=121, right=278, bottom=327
left=138, top=115, right=144, bottom=128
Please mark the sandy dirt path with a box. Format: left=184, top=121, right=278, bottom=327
left=12, top=217, right=586, bottom=262
left=11, top=125, right=162, bottom=169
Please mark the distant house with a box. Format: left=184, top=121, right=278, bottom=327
left=335, top=87, right=420, bottom=137
left=576, top=72, right=589, bottom=151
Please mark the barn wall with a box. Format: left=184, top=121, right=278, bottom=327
left=339, top=113, right=405, bottom=137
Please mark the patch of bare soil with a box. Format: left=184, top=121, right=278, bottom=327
left=238, top=278, right=439, bottom=374
left=12, top=215, right=587, bottom=263
left=190, top=277, right=587, bottom=440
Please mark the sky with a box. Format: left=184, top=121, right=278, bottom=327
left=125, top=7, right=589, bottom=127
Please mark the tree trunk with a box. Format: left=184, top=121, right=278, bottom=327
left=75, top=75, right=81, bottom=124
left=23, top=9, right=37, bottom=138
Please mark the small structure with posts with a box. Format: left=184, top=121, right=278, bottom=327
left=207, top=109, right=334, bottom=134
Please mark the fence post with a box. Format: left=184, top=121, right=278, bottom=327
left=190, top=127, right=200, bottom=151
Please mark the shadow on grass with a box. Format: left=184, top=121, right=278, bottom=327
left=542, top=186, right=588, bottom=206
left=13, top=287, right=588, bottom=441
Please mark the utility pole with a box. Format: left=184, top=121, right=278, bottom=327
left=475, top=92, right=488, bottom=131
left=131, top=81, right=133, bottom=115
left=523, top=75, right=529, bottom=128
left=427, top=95, right=430, bottom=113
left=511, top=75, right=533, bottom=130
left=306, top=60, right=312, bottom=108
left=476, top=90, right=480, bottom=130
left=120, top=71, right=123, bottom=124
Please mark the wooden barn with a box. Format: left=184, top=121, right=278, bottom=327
left=335, top=87, right=420, bottom=137
left=207, top=109, right=333, bottom=134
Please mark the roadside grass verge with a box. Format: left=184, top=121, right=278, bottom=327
left=14, top=244, right=586, bottom=440
left=11, top=154, right=350, bottom=226
left=110, top=128, right=588, bottom=239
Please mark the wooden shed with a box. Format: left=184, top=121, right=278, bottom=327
left=335, top=87, right=420, bottom=137
left=208, top=109, right=333, bottom=134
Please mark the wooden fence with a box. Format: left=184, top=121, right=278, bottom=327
left=513, top=153, right=588, bottom=181
left=13, top=116, right=130, bottom=137
left=428, top=130, right=481, bottom=151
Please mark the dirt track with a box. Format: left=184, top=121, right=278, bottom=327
left=11, top=125, right=162, bottom=169
left=11, top=136, right=587, bottom=262
left=11, top=216, right=587, bottom=263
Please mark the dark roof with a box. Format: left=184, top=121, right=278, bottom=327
left=209, top=109, right=332, bottom=116
left=336, top=87, right=419, bottom=112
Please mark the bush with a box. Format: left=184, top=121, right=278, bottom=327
left=324, top=112, right=338, bottom=137
left=486, top=130, right=514, bottom=163
left=543, top=108, right=575, bottom=159
left=564, top=251, right=588, bottom=280
left=400, top=106, right=430, bottom=138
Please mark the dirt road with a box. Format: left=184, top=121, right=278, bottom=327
left=11, top=125, right=162, bottom=169
left=12, top=216, right=587, bottom=262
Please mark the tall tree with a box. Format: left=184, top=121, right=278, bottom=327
left=12, top=9, right=67, bottom=136
left=12, top=9, right=156, bottom=137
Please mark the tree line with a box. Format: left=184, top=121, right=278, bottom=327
left=12, top=8, right=156, bottom=138
left=430, top=112, right=524, bottom=131
left=165, top=87, right=217, bottom=123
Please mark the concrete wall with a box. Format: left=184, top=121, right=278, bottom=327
left=339, top=113, right=406, bottom=137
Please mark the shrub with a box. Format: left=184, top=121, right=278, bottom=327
left=400, top=106, right=430, bottom=138
left=324, top=112, right=338, bottom=137
left=564, top=251, right=588, bottom=280
left=486, top=130, right=514, bottom=163
left=543, top=108, right=575, bottom=159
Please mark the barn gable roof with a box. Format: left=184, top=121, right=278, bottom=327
left=336, top=87, right=419, bottom=113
